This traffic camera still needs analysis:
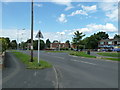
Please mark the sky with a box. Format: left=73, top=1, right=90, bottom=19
left=0, top=0, right=119, bottom=43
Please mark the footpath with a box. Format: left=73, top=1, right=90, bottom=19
left=2, top=52, right=56, bottom=88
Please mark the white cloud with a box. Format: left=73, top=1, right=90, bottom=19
left=65, top=23, right=117, bottom=37
left=69, top=10, right=88, bottom=16
left=57, top=32, right=65, bottom=35
left=1, top=23, right=117, bottom=43
left=81, top=5, right=97, bottom=12
left=51, top=0, right=74, bottom=11
left=69, top=5, right=97, bottom=16
left=86, top=23, right=117, bottom=32
left=34, top=3, right=43, bottom=7
left=1, top=29, right=31, bottom=42
left=58, top=14, right=67, bottom=23
left=99, top=2, right=118, bottom=21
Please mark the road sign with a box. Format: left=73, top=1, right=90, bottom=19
left=36, top=30, right=43, bottom=38
left=35, top=30, right=43, bottom=65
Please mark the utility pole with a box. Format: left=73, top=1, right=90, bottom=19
left=30, top=0, right=34, bottom=62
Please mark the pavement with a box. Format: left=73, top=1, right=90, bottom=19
left=2, top=50, right=118, bottom=88
left=2, top=52, right=56, bottom=88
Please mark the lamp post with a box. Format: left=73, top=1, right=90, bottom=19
left=30, top=0, right=34, bottom=62
left=17, top=29, right=19, bottom=50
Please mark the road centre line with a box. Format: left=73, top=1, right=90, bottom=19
left=71, top=59, right=97, bottom=65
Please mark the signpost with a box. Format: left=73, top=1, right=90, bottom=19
left=36, top=30, right=43, bottom=65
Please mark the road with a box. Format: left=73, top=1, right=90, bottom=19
left=22, top=50, right=118, bottom=88
left=2, top=50, right=118, bottom=88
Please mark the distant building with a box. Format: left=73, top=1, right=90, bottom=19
left=98, top=38, right=120, bottom=51
left=50, top=43, right=69, bottom=50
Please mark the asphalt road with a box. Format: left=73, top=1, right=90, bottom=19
left=22, top=50, right=118, bottom=88
left=2, top=50, right=118, bottom=88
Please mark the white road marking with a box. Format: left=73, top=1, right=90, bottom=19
left=53, top=66, right=59, bottom=88
left=34, top=71, right=37, bottom=76
left=54, top=56, right=64, bottom=59
left=71, top=59, right=96, bottom=65
left=80, top=61, right=97, bottom=65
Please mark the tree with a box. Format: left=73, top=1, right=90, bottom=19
left=33, top=40, right=45, bottom=50
left=72, top=31, right=85, bottom=51
left=65, top=40, right=71, bottom=48
left=26, top=39, right=31, bottom=43
left=0, top=37, right=11, bottom=52
left=10, top=40, right=17, bottom=49
left=53, top=40, right=59, bottom=43
left=83, top=31, right=109, bottom=49
left=5, top=38, right=10, bottom=49
left=46, top=39, right=51, bottom=48
left=114, top=34, right=120, bottom=39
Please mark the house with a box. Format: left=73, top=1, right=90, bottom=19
left=50, top=43, right=69, bottom=50
left=98, top=38, right=120, bottom=51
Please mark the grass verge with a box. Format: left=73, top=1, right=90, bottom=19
left=69, top=51, right=96, bottom=58
left=97, top=52, right=119, bottom=57
left=102, top=57, right=120, bottom=61
left=12, top=51, right=52, bottom=69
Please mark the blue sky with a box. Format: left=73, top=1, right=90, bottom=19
left=1, top=1, right=118, bottom=42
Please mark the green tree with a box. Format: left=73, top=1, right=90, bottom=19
left=72, top=31, right=85, bottom=51
left=0, top=37, right=11, bottom=52
left=33, top=40, right=45, bottom=50
left=10, top=40, right=17, bottom=49
left=46, top=39, right=51, bottom=48
left=83, top=32, right=109, bottom=49
left=5, top=38, right=10, bottom=49
left=65, top=40, right=71, bottom=48
left=114, top=34, right=120, bottom=39
left=53, top=40, right=59, bottom=43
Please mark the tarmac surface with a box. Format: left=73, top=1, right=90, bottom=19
left=2, top=50, right=118, bottom=88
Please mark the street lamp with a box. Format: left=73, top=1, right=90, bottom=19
left=30, top=0, right=34, bottom=62
left=21, top=28, right=25, bottom=50
left=17, top=29, right=19, bottom=50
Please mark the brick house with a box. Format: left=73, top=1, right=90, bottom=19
left=98, top=38, right=120, bottom=51
left=50, top=43, right=69, bottom=50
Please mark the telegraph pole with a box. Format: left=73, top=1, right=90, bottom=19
left=30, top=0, right=34, bottom=62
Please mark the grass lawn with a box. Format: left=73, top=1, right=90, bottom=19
left=102, top=57, right=120, bottom=61
left=12, top=51, right=52, bottom=69
left=70, top=51, right=96, bottom=58
left=97, top=52, right=119, bottom=57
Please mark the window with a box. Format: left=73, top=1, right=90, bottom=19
left=100, top=42, right=104, bottom=45
left=108, top=41, right=112, bottom=44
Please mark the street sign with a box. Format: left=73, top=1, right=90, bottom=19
left=35, top=30, right=43, bottom=65
left=36, top=30, right=43, bottom=38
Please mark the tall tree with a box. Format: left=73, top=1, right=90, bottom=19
left=46, top=39, right=51, bottom=48
left=114, top=34, right=120, bottom=39
left=10, top=40, right=17, bottom=49
left=65, top=40, right=71, bottom=48
left=33, top=40, right=45, bottom=50
left=83, top=32, right=109, bottom=49
left=72, top=31, right=85, bottom=51
left=53, top=40, right=59, bottom=43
